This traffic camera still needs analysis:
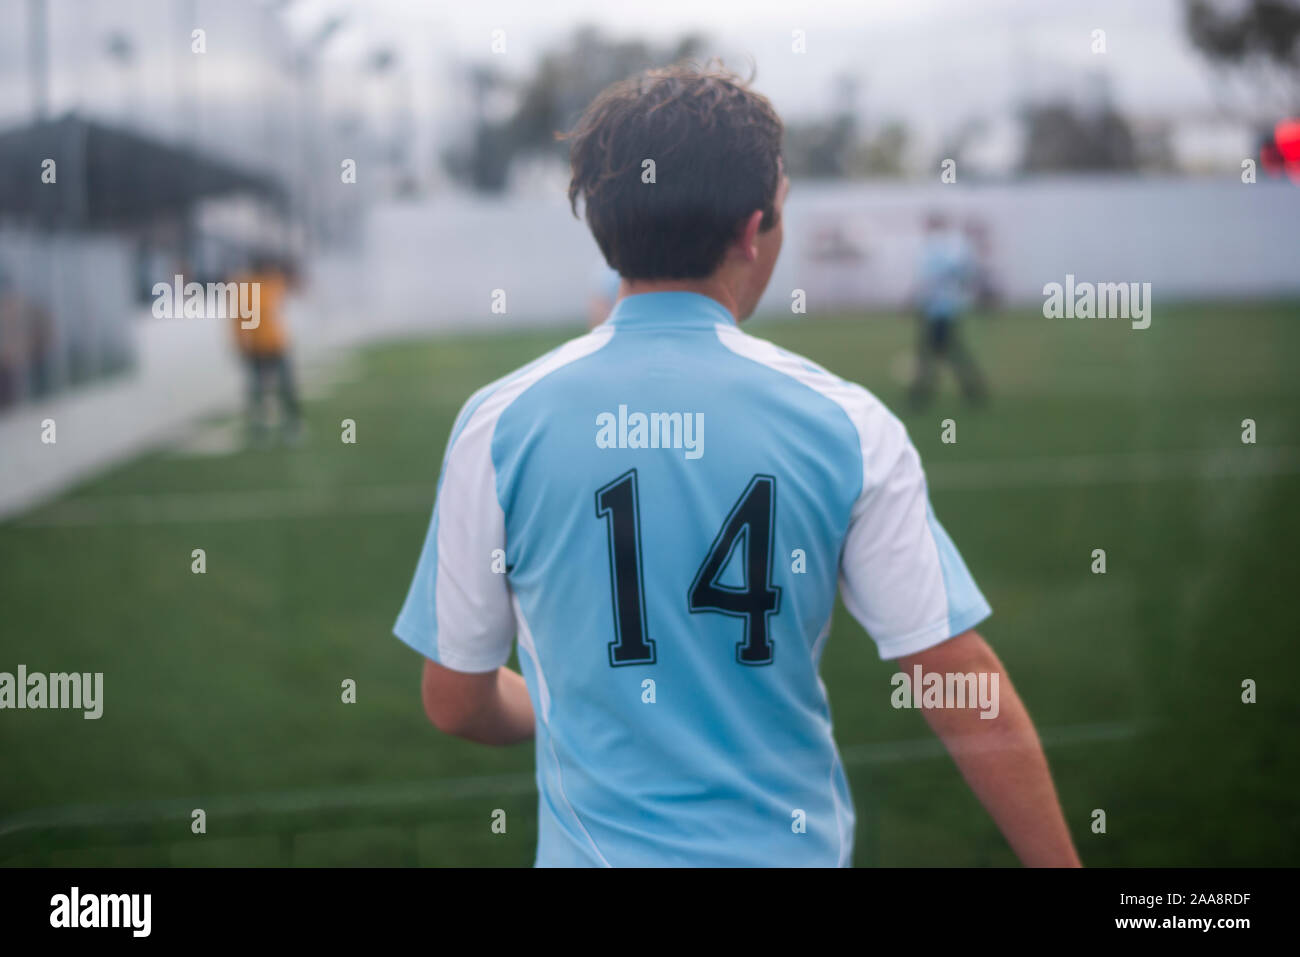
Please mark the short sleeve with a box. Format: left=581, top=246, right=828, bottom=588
left=393, top=396, right=516, bottom=672
left=838, top=414, right=991, bottom=659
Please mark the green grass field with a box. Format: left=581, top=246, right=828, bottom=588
left=2, top=302, right=1298, bottom=866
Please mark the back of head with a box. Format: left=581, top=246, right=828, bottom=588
left=565, top=64, right=784, bottom=282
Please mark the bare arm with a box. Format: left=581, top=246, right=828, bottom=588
left=421, top=659, right=535, bottom=746
left=898, top=629, right=1081, bottom=867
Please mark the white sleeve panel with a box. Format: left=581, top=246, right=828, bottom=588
left=392, top=394, right=515, bottom=673
left=432, top=406, right=517, bottom=671
left=712, top=325, right=989, bottom=659
left=394, top=325, right=616, bottom=672
left=838, top=404, right=991, bottom=659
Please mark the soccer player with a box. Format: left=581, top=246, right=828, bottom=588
left=908, top=213, right=988, bottom=409
left=394, top=65, right=1079, bottom=868
left=229, top=253, right=303, bottom=445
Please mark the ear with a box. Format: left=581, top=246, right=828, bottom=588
left=734, top=209, right=766, bottom=262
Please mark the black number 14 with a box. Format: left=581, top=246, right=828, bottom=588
left=595, top=470, right=782, bottom=667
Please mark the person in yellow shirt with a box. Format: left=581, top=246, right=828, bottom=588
left=230, top=254, right=302, bottom=444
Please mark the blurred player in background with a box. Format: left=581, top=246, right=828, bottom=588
left=230, top=253, right=303, bottom=445
left=909, top=213, right=988, bottom=410
left=0, top=267, right=53, bottom=410
left=963, top=216, right=1001, bottom=311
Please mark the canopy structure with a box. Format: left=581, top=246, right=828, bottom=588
left=0, top=113, right=288, bottom=229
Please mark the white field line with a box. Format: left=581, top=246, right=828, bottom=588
left=0, top=720, right=1143, bottom=841
left=12, top=446, right=1300, bottom=528
left=930, top=445, right=1300, bottom=490
left=14, top=483, right=435, bottom=527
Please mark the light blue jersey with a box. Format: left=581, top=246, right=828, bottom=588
left=395, top=291, right=991, bottom=867
left=917, top=231, right=977, bottom=322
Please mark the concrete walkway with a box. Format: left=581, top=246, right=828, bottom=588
left=0, top=309, right=248, bottom=519
left=0, top=280, right=383, bottom=521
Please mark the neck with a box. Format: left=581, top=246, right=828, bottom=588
left=620, top=277, right=739, bottom=319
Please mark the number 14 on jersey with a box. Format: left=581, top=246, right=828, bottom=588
left=595, top=470, right=782, bottom=667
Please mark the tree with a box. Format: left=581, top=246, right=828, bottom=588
left=783, top=115, right=858, bottom=178
left=1184, top=0, right=1300, bottom=120
left=1019, top=101, right=1137, bottom=173
left=444, top=27, right=707, bottom=192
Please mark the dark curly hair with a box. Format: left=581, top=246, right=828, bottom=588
left=563, top=63, right=784, bottom=281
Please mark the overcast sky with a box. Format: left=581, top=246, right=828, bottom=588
left=310, top=0, right=1231, bottom=117
left=0, top=0, right=1252, bottom=171
left=317, top=0, right=1248, bottom=170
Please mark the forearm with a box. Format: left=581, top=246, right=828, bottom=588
left=421, top=663, right=535, bottom=746
left=902, top=634, right=1081, bottom=867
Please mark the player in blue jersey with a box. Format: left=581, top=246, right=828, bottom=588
left=908, top=213, right=988, bottom=410
left=395, top=65, right=1080, bottom=868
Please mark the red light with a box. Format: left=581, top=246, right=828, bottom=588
left=1275, top=119, right=1300, bottom=162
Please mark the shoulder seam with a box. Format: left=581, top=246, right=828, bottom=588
left=712, top=324, right=877, bottom=502
left=449, top=327, right=614, bottom=459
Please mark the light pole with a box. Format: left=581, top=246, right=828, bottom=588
left=28, top=0, right=49, bottom=120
